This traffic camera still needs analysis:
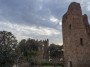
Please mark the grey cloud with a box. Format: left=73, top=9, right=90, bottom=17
left=0, top=0, right=90, bottom=44
left=0, top=0, right=68, bottom=31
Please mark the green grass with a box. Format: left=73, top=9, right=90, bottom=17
left=41, top=66, right=62, bottom=67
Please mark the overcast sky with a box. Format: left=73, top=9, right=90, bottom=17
left=0, top=0, right=90, bottom=45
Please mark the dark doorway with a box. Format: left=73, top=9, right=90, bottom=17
left=68, top=61, right=72, bottom=67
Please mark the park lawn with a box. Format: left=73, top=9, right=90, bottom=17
left=41, top=66, right=62, bottom=67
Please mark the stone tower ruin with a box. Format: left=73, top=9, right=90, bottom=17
left=62, top=2, right=90, bottom=67
left=37, top=39, right=49, bottom=62
left=43, top=39, right=49, bottom=61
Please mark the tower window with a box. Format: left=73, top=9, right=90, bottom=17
left=80, top=38, right=83, bottom=46
left=69, top=24, right=71, bottom=30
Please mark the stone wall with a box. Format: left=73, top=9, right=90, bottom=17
left=37, top=39, right=49, bottom=62
left=17, top=39, right=49, bottom=67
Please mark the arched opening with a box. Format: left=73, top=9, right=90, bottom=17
left=68, top=61, right=72, bottom=67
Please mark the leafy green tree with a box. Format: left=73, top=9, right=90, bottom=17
left=49, top=44, right=63, bottom=59
left=0, top=31, right=17, bottom=67
left=49, top=44, right=63, bottom=67
left=18, top=38, right=39, bottom=66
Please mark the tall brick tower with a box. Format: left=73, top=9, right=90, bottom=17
left=62, top=2, right=90, bottom=67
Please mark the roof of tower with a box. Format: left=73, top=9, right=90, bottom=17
left=67, top=2, right=82, bottom=15
left=68, top=2, right=80, bottom=9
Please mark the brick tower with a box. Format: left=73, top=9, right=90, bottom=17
left=62, top=2, right=90, bottom=67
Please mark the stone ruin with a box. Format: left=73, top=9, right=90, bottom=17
left=62, top=2, right=90, bottom=67
left=37, top=39, right=49, bottom=62
left=17, top=39, right=49, bottom=67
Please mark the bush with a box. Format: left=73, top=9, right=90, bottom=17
left=41, top=62, right=63, bottom=66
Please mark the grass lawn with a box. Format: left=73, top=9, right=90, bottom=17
left=41, top=66, right=62, bottom=67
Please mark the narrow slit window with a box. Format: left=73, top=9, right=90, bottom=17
left=80, top=38, right=83, bottom=46
left=69, top=24, right=71, bottom=30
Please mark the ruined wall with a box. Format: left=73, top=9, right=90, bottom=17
left=36, top=39, right=49, bottom=62
left=43, top=39, right=49, bottom=61
left=18, top=39, right=49, bottom=67
left=62, top=2, right=90, bottom=67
